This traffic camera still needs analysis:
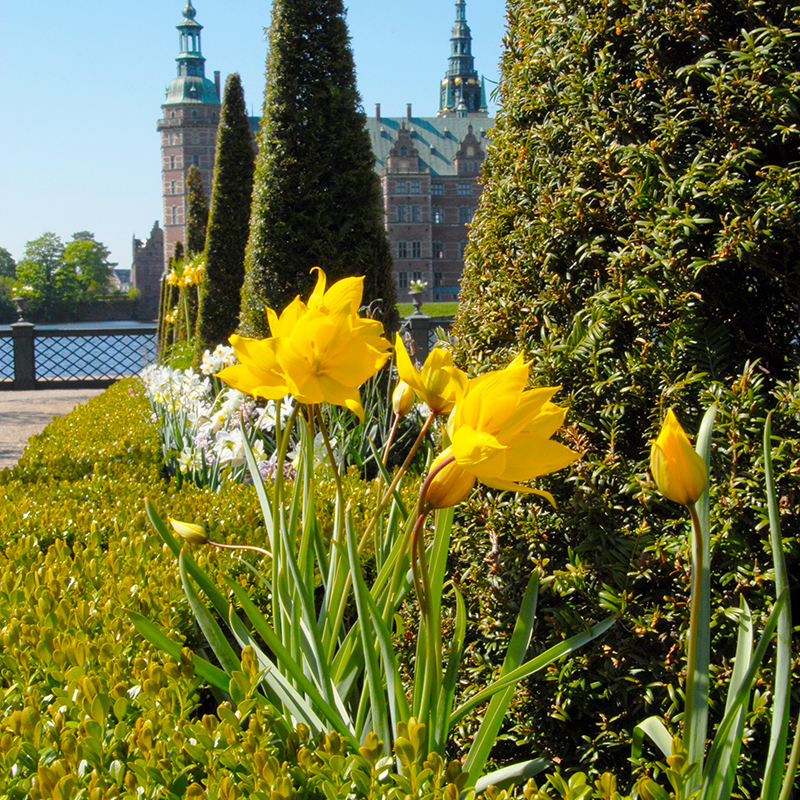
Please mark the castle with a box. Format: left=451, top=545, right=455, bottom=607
left=131, top=0, right=492, bottom=318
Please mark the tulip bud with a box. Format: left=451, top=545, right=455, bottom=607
left=650, top=409, right=707, bottom=506
left=392, top=380, right=415, bottom=417
left=423, top=449, right=477, bottom=511
left=168, top=518, right=209, bottom=545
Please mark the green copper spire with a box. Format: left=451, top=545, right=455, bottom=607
left=438, top=0, right=487, bottom=117
left=164, top=0, right=219, bottom=105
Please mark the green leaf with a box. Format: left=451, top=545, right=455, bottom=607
left=632, top=716, right=673, bottom=762
left=179, top=550, right=241, bottom=676
left=474, top=759, right=549, bottom=794
left=450, top=617, right=614, bottom=729
left=762, top=413, right=792, bottom=800
left=463, top=570, right=540, bottom=787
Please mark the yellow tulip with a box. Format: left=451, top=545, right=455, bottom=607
left=394, top=334, right=468, bottom=415
left=216, top=334, right=290, bottom=401
left=443, top=354, right=578, bottom=506
left=424, top=449, right=477, bottom=511
left=168, top=517, right=209, bottom=545
left=392, top=380, right=415, bottom=417
left=275, top=309, right=391, bottom=420
left=217, top=269, right=391, bottom=420
left=650, top=409, right=707, bottom=506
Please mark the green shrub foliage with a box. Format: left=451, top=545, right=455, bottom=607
left=451, top=0, right=800, bottom=787
left=196, top=73, right=256, bottom=356
left=239, top=0, right=399, bottom=337
left=185, top=166, right=209, bottom=258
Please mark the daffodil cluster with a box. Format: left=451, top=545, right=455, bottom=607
left=166, top=258, right=205, bottom=288
left=218, top=268, right=392, bottom=421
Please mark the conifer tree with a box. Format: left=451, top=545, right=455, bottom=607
left=450, top=0, right=800, bottom=781
left=196, top=73, right=255, bottom=356
left=184, top=167, right=209, bottom=257
left=239, top=0, right=398, bottom=337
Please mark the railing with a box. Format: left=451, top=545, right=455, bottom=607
left=399, top=313, right=454, bottom=361
left=0, top=322, right=157, bottom=390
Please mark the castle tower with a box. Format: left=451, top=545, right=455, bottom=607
left=157, top=1, right=221, bottom=268
left=438, top=0, right=488, bottom=118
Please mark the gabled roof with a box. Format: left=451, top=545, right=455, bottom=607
left=364, top=116, right=493, bottom=177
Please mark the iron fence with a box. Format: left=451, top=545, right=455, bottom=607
left=0, top=323, right=157, bottom=390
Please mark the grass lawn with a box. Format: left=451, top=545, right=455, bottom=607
left=397, top=301, right=458, bottom=317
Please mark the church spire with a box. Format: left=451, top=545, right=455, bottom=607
left=163, top=1, right=219, bottom=106
left=438, top=0, right=488, bottom=118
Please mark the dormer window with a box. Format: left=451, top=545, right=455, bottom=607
left=400, top=146, right=408, bottom=157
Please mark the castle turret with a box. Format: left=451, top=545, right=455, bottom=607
left=157, top=1, right=221, bottom=269
left=438, top=0, right=488, bottom=118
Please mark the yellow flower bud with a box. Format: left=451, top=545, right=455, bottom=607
left=650, top=409, right=707, bottom=506
left=392, top=380, right=415, bottom=417
left=168, top=518, right=209, bottom=545
left=423, top=449, right=477, bottom=512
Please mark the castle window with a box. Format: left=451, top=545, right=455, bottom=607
left=431, top=182, right=444, bottom=196
left=411, top=206, right=421, bottom=222
left=396, top=181, right=407, bottom=194
left=397, top=241, right=408, bottom=259
left=458, top=183, right=472, bottom=196
left=432, top=206, right=444, bottom=224
left=433, top=241, right=444, bottom=259
left=171, top=180, right=177, bottom=195
left=411, top=241, right=422, bottom=259
left=434, top=271, right=443, bottom=287
left=171, top=206, right=178, bottom=225
left=192, top=155, right=200, bottom=167
left=409, top=181, right=421, bottom=194
left=398, top=271, right=408, bottom=289
left=412, top=271, right=422, bottom=282
left=170, top=155, right=176, bottom=170
left=458, top=206, right=473, bottom=225
left=397, top=206, right=407, bottom=222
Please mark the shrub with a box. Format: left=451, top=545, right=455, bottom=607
left=450, top=0, right=800, bottom=788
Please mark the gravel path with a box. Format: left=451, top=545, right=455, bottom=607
left=0, top=389, right=105, bottom=470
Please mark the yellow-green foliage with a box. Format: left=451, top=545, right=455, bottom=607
left=0, top=379, right=437, bottom=799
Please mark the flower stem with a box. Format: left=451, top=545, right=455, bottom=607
left=685, top=502, right=705, bottom=767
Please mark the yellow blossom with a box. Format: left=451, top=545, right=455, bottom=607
left=217, top=269, right=391, bottom=420
left=443, top=354, right=579, bottom=506
left=168, top=518, right=209, bottom=545
left=424, top=449, right=477, bottom=511
left=650, top=409, right=707, bottom=506
left=395, top=334, right=467, bottom=415
left=392, top=380, right=415, bottom=417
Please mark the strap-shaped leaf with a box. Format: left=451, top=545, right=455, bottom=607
left=703, top=591, right=787, bottom=796
left=474, top=759, right=549, bottom=794
left=224, top=575, right=357, bottom=744
left=145, top=499, right=229, bottom=617
left=450, top=617, right=614, bottom=728
left=179, top=551, right=241, bottom=676
left=128, top=610, right=229, bottom=692
left=240, top=418, right=274, bottom=547
left=435, top=583, right=467, bottom=751
left=344, top=509, right=391, bottom=745
left=762, top=413, right=793, bottom=800
left=463, top=571, right=540, bottom=787
left=632, top=716, right=673, bottom=761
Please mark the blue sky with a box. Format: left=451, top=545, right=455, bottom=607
left=0, top=0, right=506, bottom=271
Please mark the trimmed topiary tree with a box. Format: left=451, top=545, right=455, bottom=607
left=239, top=0, right=398, bottom=337
left=450, top=0, right=800, bottom=788
left=185, top=166, right=209, bottom=257
left=196, top=73, right=255, bottom=358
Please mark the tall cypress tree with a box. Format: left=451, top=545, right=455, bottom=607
left=196, top=73, right=256, bottom=356
left=449, top=0, right=800, bottom=783
left=184, top=166, right=209, bottom=257
left=239, top=0, right=398, bottom=338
